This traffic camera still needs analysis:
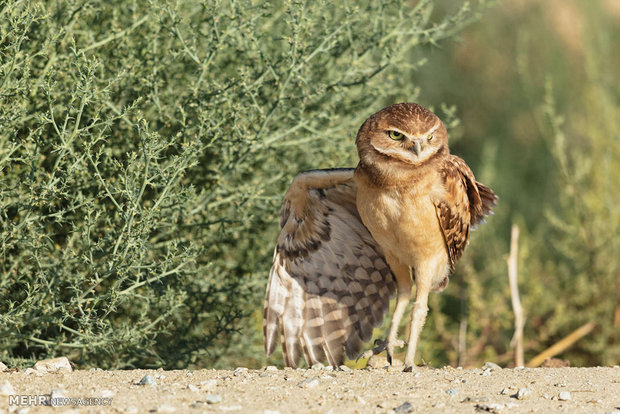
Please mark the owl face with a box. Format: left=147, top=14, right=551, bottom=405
left=356, top=103, right=449, bottom=167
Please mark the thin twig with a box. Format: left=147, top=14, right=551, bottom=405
left=527, top=321, right=595, bottom=368
left=507, top=224, right=524, bottom=367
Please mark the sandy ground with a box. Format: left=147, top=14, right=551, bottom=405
left=1, top=364, right=619, bottom=413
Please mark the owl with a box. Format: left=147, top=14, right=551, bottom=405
left=263, top=103, right=497, bottom=370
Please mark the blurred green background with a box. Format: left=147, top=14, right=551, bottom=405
left=1, top=0, right=618, bottom=369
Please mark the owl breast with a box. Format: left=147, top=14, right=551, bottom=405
left=354, top=174, right=450, bottom=287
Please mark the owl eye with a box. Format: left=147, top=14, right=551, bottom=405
left=427, top=134, right=434, bottom=142
left=388, top=130, right=404, bottom=140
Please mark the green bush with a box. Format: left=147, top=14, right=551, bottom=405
left=0, top=0, right=485, bottom=368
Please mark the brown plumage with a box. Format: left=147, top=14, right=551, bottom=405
left=264, top=103, right=497, bottom=370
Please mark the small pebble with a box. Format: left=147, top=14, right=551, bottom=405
left=297, top=377, right=319, bottom=388
left=475, top=403, right=517, bottom=413
left=462, top=396, right=490, bottom=403
left=515, top=388, right=532, bottom=400
left=482, top=362, right=502, bottom=371
left=205, top=394, right=222, bottom=404
left=558, top=391, right=571, bottom=401
left=500, top=388, right=512, bottom=395
left=233, top=367, right=248, bottom=376
left=220, top=406, right=243, bottom=411
left=190, top=402, right=206, bottom=409
left=138, top=374, right=157, bottom=386
left=0, top=362, right=7, bottom=371
left=264, top=366, right=278, bottom=372
left=311, top=363, right=324, bottom=371
left=50, top=388, right=64, bottom=397
left=50, top=388, right=65, bottom=407
left=157, top=404, right=176, bottom=413
left=393, top=401, right=413, bottom=414
left=445, top=388, right=458, bottom=397
left=101, top=389, right=115, bottom=398
left=0, top=380, right=15, bottom=396
left=187, top=384, right=199, bottom=392
left=264, top=411, right=281, bottom=414
left=338, top=365, right=352, bottom=372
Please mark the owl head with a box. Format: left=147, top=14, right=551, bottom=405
left=356, top=103, right=449, bottom=168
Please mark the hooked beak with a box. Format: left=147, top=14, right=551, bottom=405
left=409, top=139, right=422, bottom=156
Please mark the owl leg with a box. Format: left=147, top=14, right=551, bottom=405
left=403, top=277, right=431, bottom=371
left=383, top=261, right=413, bottom=364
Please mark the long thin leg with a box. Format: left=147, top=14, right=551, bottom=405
left=384, top=256, right=412, bottom=364
left=403, top=278, right=431, bottom=370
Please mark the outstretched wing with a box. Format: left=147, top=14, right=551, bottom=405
left=434, top=155, right=498, bottom=272
left=264, top=168, right=396, bottom=368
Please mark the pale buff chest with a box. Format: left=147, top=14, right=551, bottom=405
left=354, top=173, right=449, bottom=271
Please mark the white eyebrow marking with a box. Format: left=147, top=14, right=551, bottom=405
left=426, top=122, right=440, bottom=135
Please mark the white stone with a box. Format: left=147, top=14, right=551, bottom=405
left=157, top=404, right=176, bottom=413
left=33, top=357, right=72, bottom=373
left=0, top=380, right=15, bottom=396
left=297, top=377, right=319, bottom=388
left=558, top=391, right=572, bottom=401
left=205, top=394, right=222, bottom=404
left=515, top=388, right=532, bottom=400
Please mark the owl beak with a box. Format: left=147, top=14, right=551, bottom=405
left=409, top=139, right=422, bottom=156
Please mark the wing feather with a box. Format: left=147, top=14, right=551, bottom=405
left=434, top=156, right=498, bottom=272
left=264, top=168, right=396, bottom=367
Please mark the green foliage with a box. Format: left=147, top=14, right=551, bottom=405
left=0, top=0, right=486, bottom=368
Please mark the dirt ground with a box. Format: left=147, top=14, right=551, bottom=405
left=1, top=363, right=619, bottom=413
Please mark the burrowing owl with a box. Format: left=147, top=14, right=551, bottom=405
left=264, top=103, right=497, bottom=370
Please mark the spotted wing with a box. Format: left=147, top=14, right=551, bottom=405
left=434, top=156, right=498, bottom=272
left=264, top=169, right=397, bottom=368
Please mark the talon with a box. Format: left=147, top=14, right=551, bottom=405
left=403, top=365, right=414, bottom=372
left=356, top=349, right=375, bottom=362
left=357, top=338, right=406, bottom=363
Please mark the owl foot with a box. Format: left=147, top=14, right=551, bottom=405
left=357, top=338, right=405, bottom=364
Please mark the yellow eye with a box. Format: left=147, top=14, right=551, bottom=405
left=427, top=134, right=434, bottom=142
left=388, top=130, right=404, bottom=140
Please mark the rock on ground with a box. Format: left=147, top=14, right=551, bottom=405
left=33, top=357, right=72, bottom=373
